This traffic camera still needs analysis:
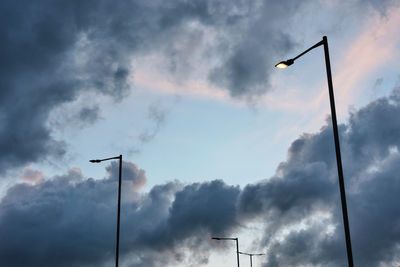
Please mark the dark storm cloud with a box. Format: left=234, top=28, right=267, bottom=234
left=0, top=0, right=310, bottom=174
left=0, top=0, right=133, bottom=173
left=0, top=162, right=240, bottom=267
left=260, top=153, right=400, bottom=267
left=124, top=180, right=240, bottom=266
left=209, top=1, right=300, bottom=98
left=237, top=88, right=400, bottom=266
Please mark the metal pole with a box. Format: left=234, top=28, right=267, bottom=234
left=236, top=238, right=240, bottom=267
left=115, top=155, right=122, bottom=267
left=250, top=254, right=253, bottom=267
left=323, top=36, right=354, bottom=267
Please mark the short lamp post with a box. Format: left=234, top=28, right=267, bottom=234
left=90, top=155, right=123, bottom=267
left=275, top=36, right=354, bottom=267
left=212, top=237, right=240, bottom=267
left=238, top=252, right=264, bottom=267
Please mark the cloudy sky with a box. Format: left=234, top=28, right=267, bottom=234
left=1, top=0, right=400, bottom=266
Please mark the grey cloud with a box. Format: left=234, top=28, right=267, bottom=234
left=50, top=105, right=102, bottom=131
left=106, top=161, right=147, bottom=193
left=78, top=106, right=100, bottom=125
left=347, top=95, right=400, bottom=162
left=237, top=88, right=400, bottom=266
left=349, top=154, right=400, bottom=266
left=264, top=224, right=345, bottom=267
left=0, top=0, right=131, bottom=173
left=138, top=102, right=168, bottom=144
left=209, top=1, right=300, bottom=98
left=133, top=98, right=181, bottom=155
left=164, top=180, right=239, bottom=238
left=0, top=162, right=240, bottom=267
left=0, top=168, right=117, bottom=267
left=261, top=153, right=400, bottom=267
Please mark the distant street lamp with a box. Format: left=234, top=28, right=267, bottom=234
left=238, top=252, right=264, bottom=267
left=212, top=237, right=240, bottom=267
left=90, top=155, right=123, bottom=267
left=275, top=36, right=354, bottom=267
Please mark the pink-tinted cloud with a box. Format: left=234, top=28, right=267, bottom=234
left=333, top=5, right=400, bottom=112
left=20, top=166, right=45, bottom=184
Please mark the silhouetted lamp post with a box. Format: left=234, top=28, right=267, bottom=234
left=212, top=237, right=240, bottom=267
left=238, top=252, right=264, bottom=267
left=90, top=155, right=123, bottom=267
left=275, top=36, right=354, bottom=267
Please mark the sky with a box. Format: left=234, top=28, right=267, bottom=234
left=1, top=0, right=400, bottom=266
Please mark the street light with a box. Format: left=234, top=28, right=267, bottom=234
left=212, top=237, right=240, bottom=267
left=275, top=36, right=354, bottom=267
left=90, top=155, right=123, bottom=267
left=238, top=252, right=264, bottom=267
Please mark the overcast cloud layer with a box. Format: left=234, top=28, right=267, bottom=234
left=1, top=87, right=400, bottom=266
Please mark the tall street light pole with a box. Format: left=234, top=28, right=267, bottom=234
left=275, top=36, right=354, bottom=267
left=238, top=252, right=264, bottom=267
left=212, top=237, right=240, bottom=267
left=90, top=155, right=123, bottom=267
